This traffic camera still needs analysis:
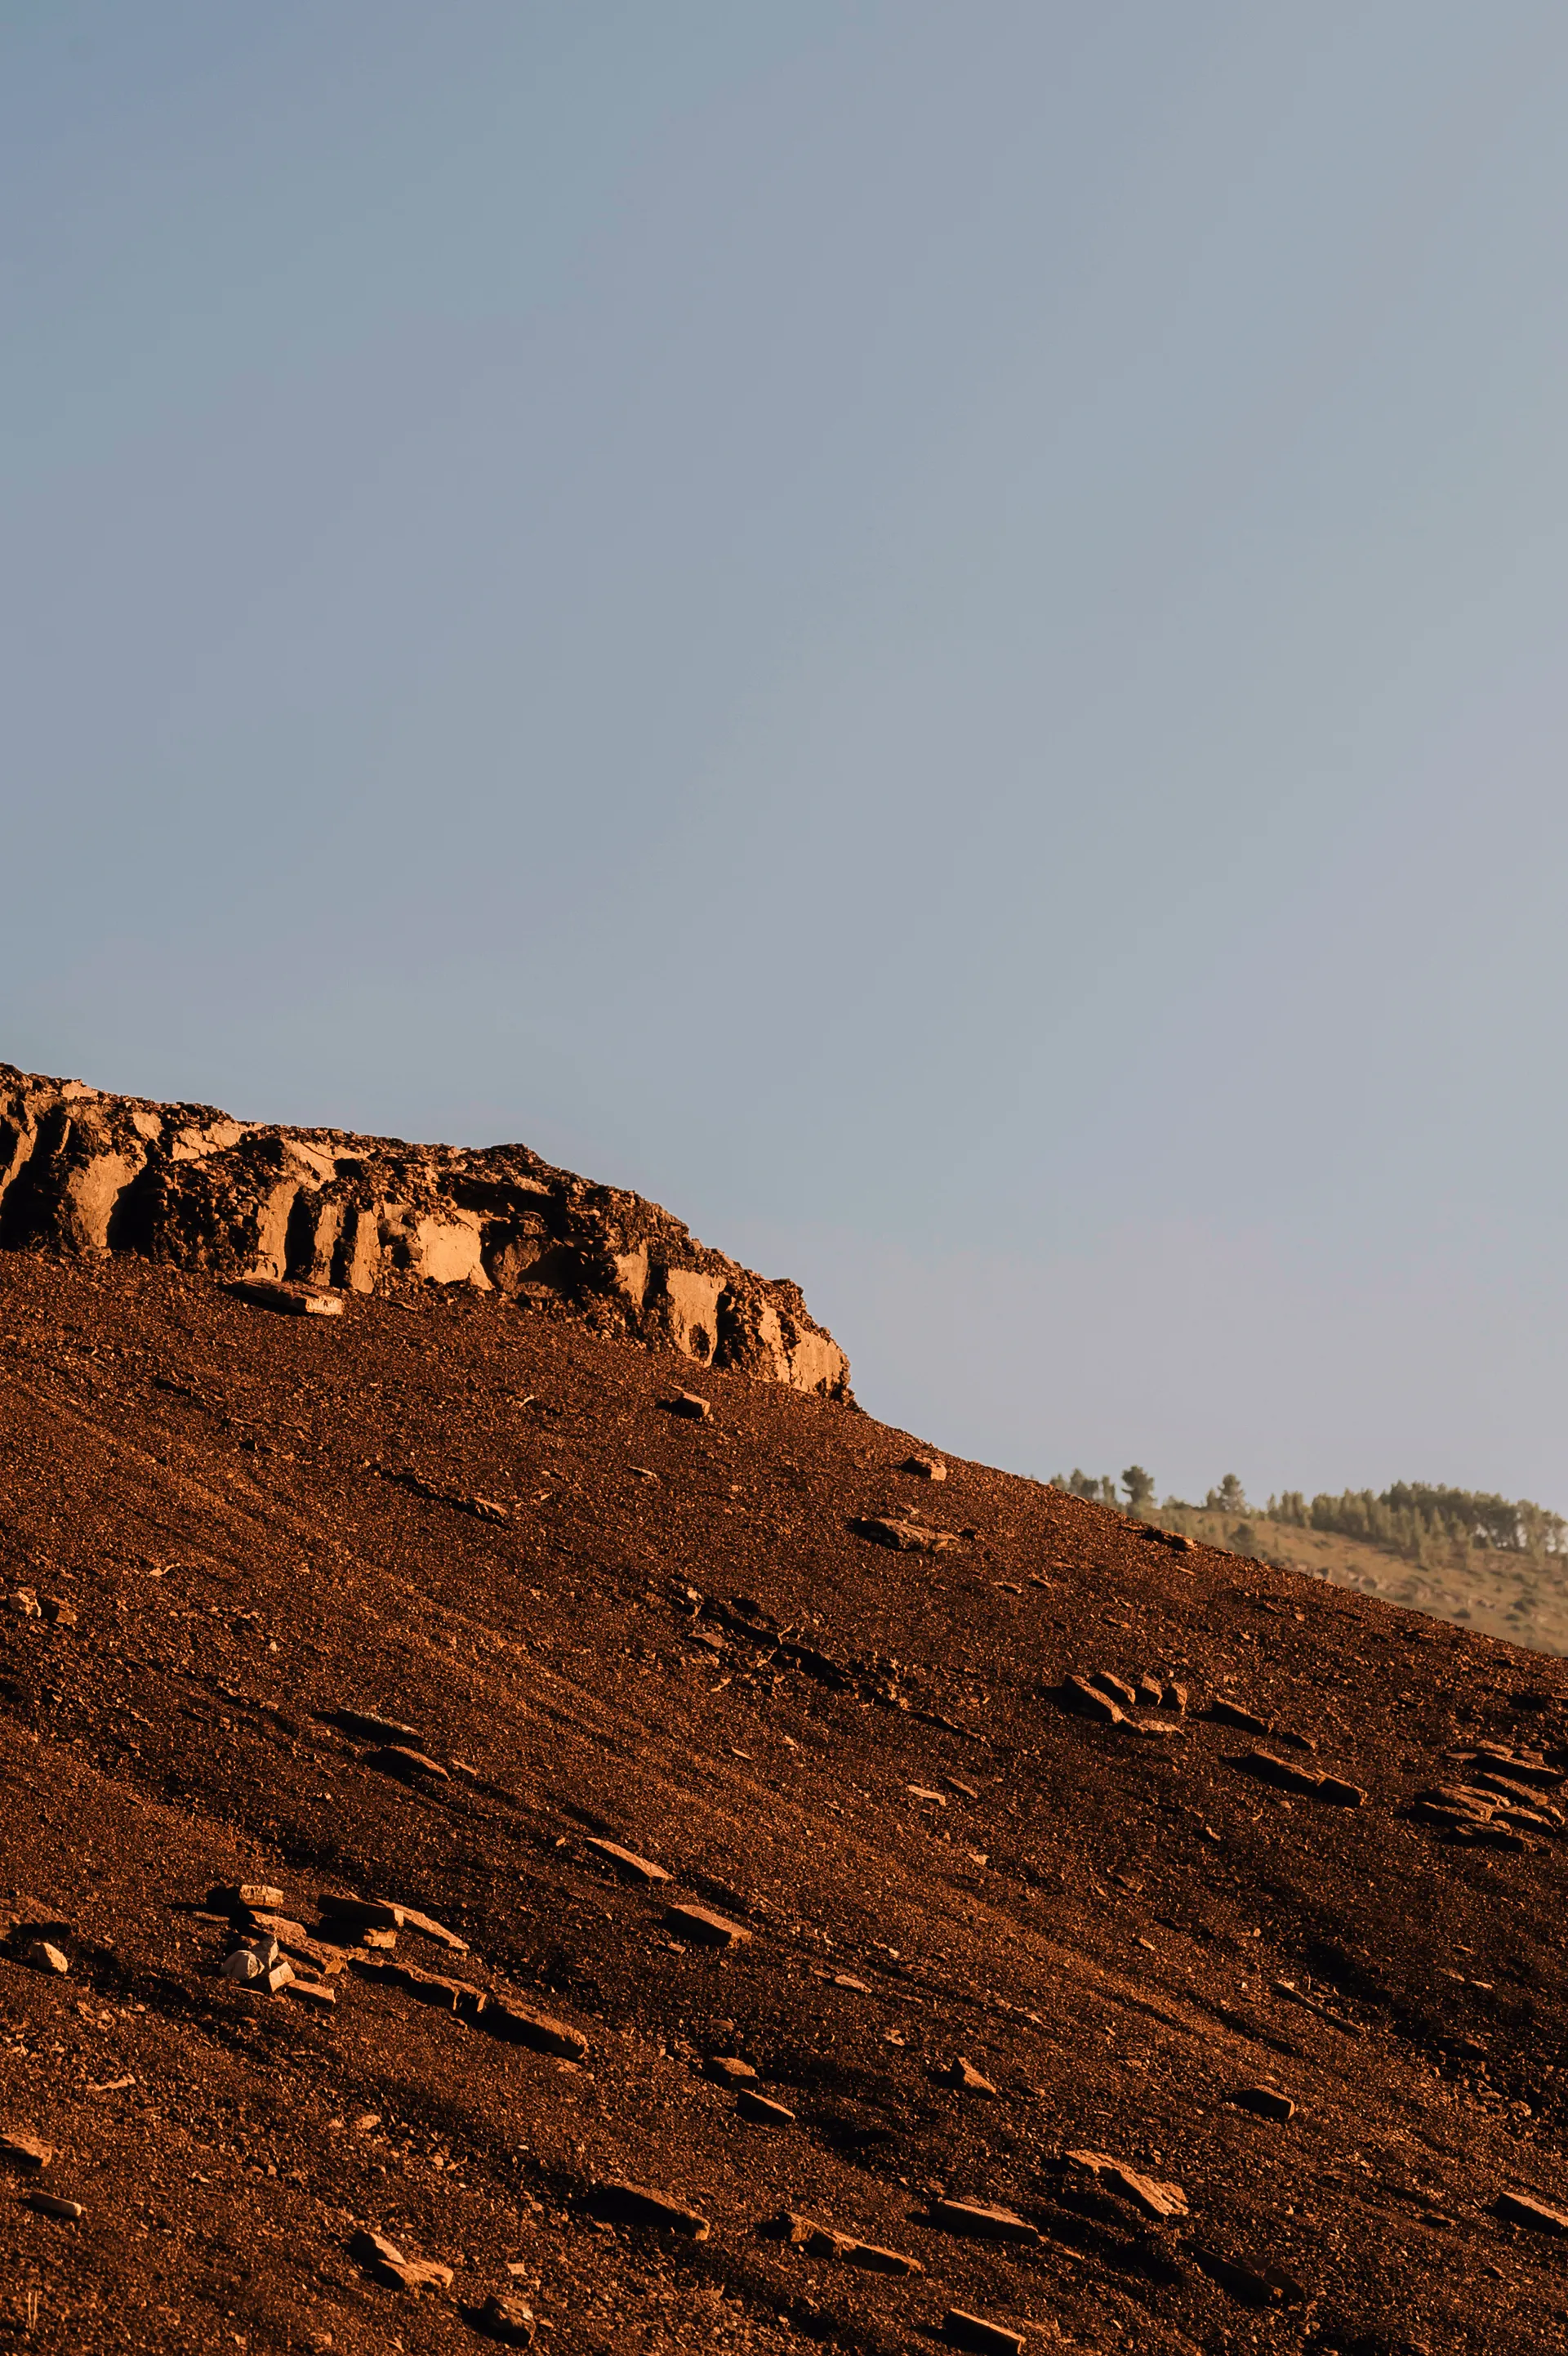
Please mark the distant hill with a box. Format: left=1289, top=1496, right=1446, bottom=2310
left=1054, top=1468, right=1568, bottom=1654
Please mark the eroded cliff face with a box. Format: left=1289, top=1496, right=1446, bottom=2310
left=0, top=1065, right=849, bottom=1396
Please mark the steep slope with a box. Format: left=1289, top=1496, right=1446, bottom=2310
left=2, top=1251, right=1567, bottom=2356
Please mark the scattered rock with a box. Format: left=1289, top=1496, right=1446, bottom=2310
left=208, top=1883, right=286, bottom=1913
left=42, top=1599, right=78, bottom=1626
left=943, top=1776, right=980, bottom=1799
left=364, top=1744, right=449, bottom=1782
left=852, top=1517, right=959, bottom=1554
left=1495, top=2189, right=1568, bottom=2233
left=737, top=2091, right=796, bottom=2124
left=942, top=2311, right=1025, bottom=2355
left=587, top=2181, right=710, bottom=2239
left=1162, top=1681, right=1188, bottom=1712
left=929, top=2198, right=1040, bottom=2245
left=478, top=2291, right=537, bottom=2345
left=705, top=2055, right=756, bottom=2084
left=27, top=2193, right=83, bottom=2220
left=1192, top=2248, right=1307, bottom=2309
left=1231, top=2085, right=1295, bottom=2122
left=20, top=1940, right=69, bottom=1975
left=228, top=1277, right=345, bottom=1318
left=349, top=2227, right=453, bottom=2292
left=902, top=1455, right=947, bottom=1480
left=0, top=2131, right=51, bottom=2171
left=318, top=1894, right=402, bottom=1934
left=6, top=1589, right=41, bottom=1618
left=479, top=1998, right=589, bottom=2060
left=332, top=1712, right=422, bottom=1745
left=1210, top=1700, right=1272, bottom=1735
left=584, top=1838, right=670, bottom=1886
left=1135, top=1676, right=1164, bottom=1707
left=1059, top=1676, right=1125, bottom=1725
left=1231, top=1751, right=1365, bottom=1807
left=907, top=1785, right=948, bottom=1805
left=285, top=1975, right=337, bottom=2007
left=666, top=1392, right=711, bottom=1420
left=1089, top=1671, right=1138, bottom=1709
left=665, top=1903, right=750, bottom=1949
left=1062, top=2149, right=1187, bottom=2220
left=943, top=2058, right=999, bottom=2097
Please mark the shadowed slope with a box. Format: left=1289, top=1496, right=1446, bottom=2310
left=2, top=1254, right=1566, bottom=2355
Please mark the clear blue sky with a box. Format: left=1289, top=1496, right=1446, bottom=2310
left=6, top=3, right=1568, bottom=1508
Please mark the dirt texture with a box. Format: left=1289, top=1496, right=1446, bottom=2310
left=2, top=1247, right=1568, bottom=2354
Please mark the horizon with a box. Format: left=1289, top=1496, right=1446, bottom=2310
left=6, top=4, right=1568, bottom=1511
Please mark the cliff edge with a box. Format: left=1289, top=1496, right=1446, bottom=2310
left=0, top=1064, right=849, bottom=1396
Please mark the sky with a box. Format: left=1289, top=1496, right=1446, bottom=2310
left=4, top=2, right=1568, bottom=1510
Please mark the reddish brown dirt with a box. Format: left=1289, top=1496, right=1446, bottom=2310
left=2, top=1251, right=1566, bottom=2355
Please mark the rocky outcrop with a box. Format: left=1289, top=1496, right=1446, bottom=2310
left=0, top=1065, right=849, bottom=1397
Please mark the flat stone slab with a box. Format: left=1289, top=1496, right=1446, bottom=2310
left=588, top=2180, right=710, bottom=2238
left=942, top=2312, right=1025, bottom=2355
left=929, top=2198, right=1040, bottom=2245
left=585, top=1838, right=669, bottom=1886
left=737, top=2091, right=796, bottom=2124
left=27, top=2194, right=83, bottom=2220
left=666, top=1903, right=750, bottom=1948
left=1231, top=2085, right=1295, bottom=2122
left=1496, top=2189, right=1568, bottom=2233
left=479, top=1997, right=588, bottom=2060
left=1063, top=2149, right=1187, bottom=2220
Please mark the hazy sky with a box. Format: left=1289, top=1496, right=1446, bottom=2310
left=6, top=4, right=1568, bottom=1508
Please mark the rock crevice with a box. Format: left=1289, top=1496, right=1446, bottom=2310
left=0, top=1064, right=849, bottom=1395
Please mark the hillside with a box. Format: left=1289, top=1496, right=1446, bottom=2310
left=2, top=1102, right=1568, bottom=2350
left=1158, top=1508, right=1568, bottom=1661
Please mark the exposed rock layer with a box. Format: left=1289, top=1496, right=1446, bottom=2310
left=0, top=1064, right=848, bottom=1395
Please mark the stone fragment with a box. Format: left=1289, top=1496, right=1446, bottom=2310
left=1135, top=1676, right=1164, bottom=1707
left=365, top=1744, right=449, bottom=1782
left=479, top=1998, right=588, bottom=2060
left=1063, top=2149, right=1187, bottom=2219
left=1089, top=1671, right=1138, bottom=1709
left=667, top=1393, right=711, bottom=1420
left=1125, top=1720, right=1188, bottom=1740
left=334, top=1711, right=421, bottom=1745
left=853, top=1516, right=959, bottom=1554
left=944, top=2058, right=999, bottom=2097
left=285, top=1975, right=337, bottom=2007
left=930, top=2198, right=1040, bottom=2245
left=350, top=2226, right=405, bottom=2267
left=1496, top=2189, right=1568, bottom=2233
left=902, top=1455, right=947, bottom=1480
left=666, top=1903, right=750, bottom=1949
left=479, top=2291, right=537, bottom=2345
left=397, top=1904, right=468, bottom=1952
left=1061, top=1676, right=1124, bottom=1725
left=27, top=2194, right=83, bottom=2220
left=584, top=1838, right=669, bottom=1886
left=737, top=2091, right=796, bottom=2124
left=942, top=2312, right=1025, bottom=2356
left=221, top=1948, right=269, bottom=1984
left=7, top=1589, right=40, bottom=1618
left=705, top=2055, right=756, bottom=2084
left=208, top=1883, right=286, bottom=1914
left=1210, top=1699, right=1272, bottom=1734
left=1230, top=1751, right=1365, bottom=1807
left=1231, top=2085, right=1295, bottom=2122
left=228, top=1277, right=345, bottom=1317
left=587, top=2181, right=710, bottom=2238
left=1192, top=2248, right=1307, bottom=2308
left=806, top=2226, right=922, bottom=2273
left=0, top=2131, right=51, bottom=2170
left=907, top=1785, right=948, bottom=1805
left=380, top=2257, right=454, bottom=2293
left=944, top=1776, right=980, bottom=1799
left=318, top=1893, right=403, bottom=1934
left=262, top=1959, right=296, bottom=1994
left=20, top=1940, right=69, bottom=1975
left=42, top=1600, right=78, bottom=1627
